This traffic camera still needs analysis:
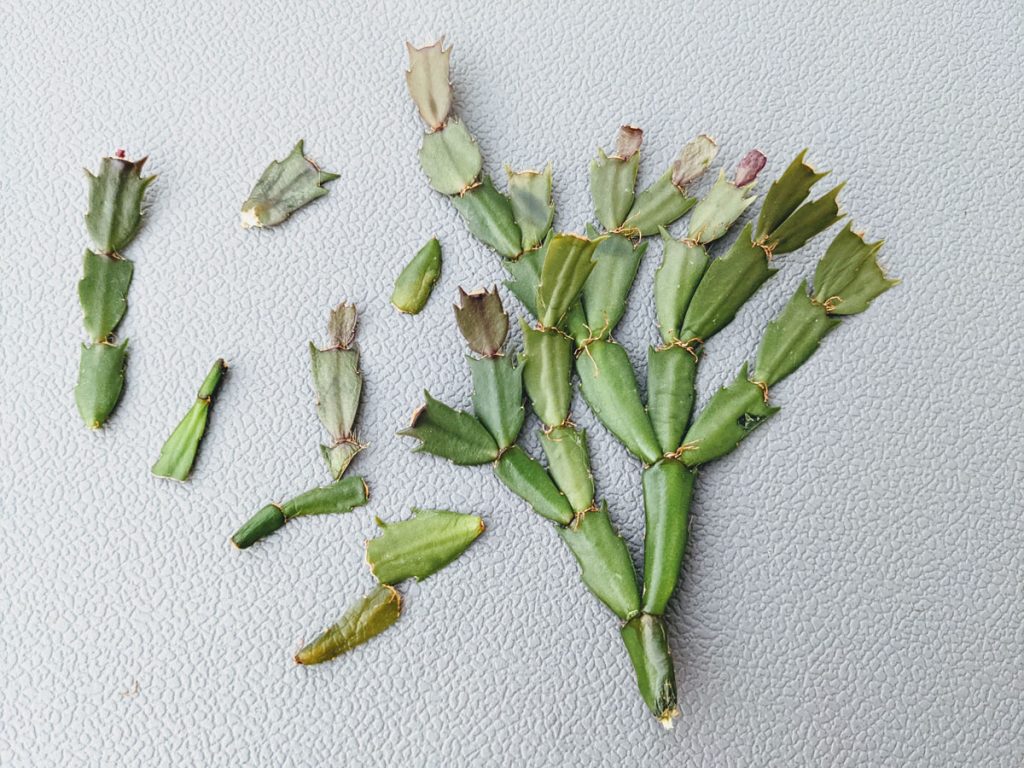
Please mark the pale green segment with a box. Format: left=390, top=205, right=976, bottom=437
left=152, top=359, right=227, bottom=481
left=765, top=184, right=844, bottom=255
left=756, top=149, right=827, bottom=238
left=310, top=344, right=362, bottom=440
left=620, top=171, right=697, bottom=236
left=321, top=442, right=363, bottom=481
left=647, top=345, right=698, bottom=455
left=391, top=238, right=442, bottom=314
left=240, top=140, right=338, bottom=229
left=85, top=156, right=155, bottom=254
left=367, top=508, right=484, bottom=584
left=503, top=243, right=545, bottom=318
left=620, top=613, right=678, bottom=723
left=468, top=355, right=524, bottom=450
left=75, top=340, right=128, bottom=429
left=681, top=223, right=776, bottom=342
left=399, top=391, right=499, bottom=465
left=813, top=224, right=897, bottom=314
left=536, top=234, right=599, bottom=328
left=581, top=235, right=644, bottom=339
left=493, top=446, right=574, bottom=526
left=654, top=231, right=708, bottom=343
left=405, top=40, right=452, bottom=129
left=558, top=502, right=641, bottom=621
left=687, top=171, right=756, bottom=245
left=754, top=282, right=841, bottom=387
left=681, top=364, right=779, bottom=466
left=520, top=321, right=572, bottom=428
left=419, top=120, right=482, bottom=195
left=590, top=150, right=640, bottom=231
left=540, top=425, right=595, bottom=514
left=451, top=176, right=522, bottom=259
left=78, top=250, right=133, bottom=342
left=282, top=476, right=368, bottom=519
left=295, top=584, right=401, bottom=665
left=576, top=340, right=661, bottom=465
left=507, top=164, right=554, bottom=251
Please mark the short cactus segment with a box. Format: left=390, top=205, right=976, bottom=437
left=391, top=238, right=442, bottom=314
left=152, top=359, right=227, bottom=481
left=366, top=509, right=484, bottom=584
left=311, top=303, right=365, bottom=479
left=295, top=584, right=401, bottom=665
left=76, top=151, right=155, bottom=429
left=240, top=141, right=338, bottom=229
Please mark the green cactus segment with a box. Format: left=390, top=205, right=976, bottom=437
left=405, top=40, right=453, bottom=130
left=419, top=120, right=482, bottom=195
left=282, top=476, right=369, bottom=518
left=78, top=250, right=133, bottom=342
left=85, top=155, right=155, bottom=254
left=762, top=183, right=844, bottom=255
left=493, top=446, right=574, bottom=525
left=621, top=614, right=679, bottom=727
left=508, top=164, right=554, bottom=251
left=240, top=141, right=338, bottom=229
left=647, top=345, right=698, bottom=455
left=75, top=340, right=128, bottom=429
left=755, top=149, right=828, bottom=238
left=540, top=425, right=595, bottom=514
left=581, top=235, right=645, bottom=340
left=576, top=340, right=661, bottom=464
left=231, top=505, right=287, bottom=549
left=687, top=170, right=757, bottom=245
left=311, top=303, right=364, bottom=479
left=451, top=176, right=523, bottom=260
left=536, top=235, right=599, bottom=329
left=681, top=224, right=776, bottom=342
left=813, top=225, right=897, bottom=315
left=641, top=459, right=696, bottom=615
left=468, top=355, right=523, bottom=451
left=589, top=126, right=643, bottom=230
left=455, top=286, right=510, bottom=357
left=503, top=242, right=545, bottom=318
left=295, top=584, right=402, bottom=665
left=558, top=502, right=641, bottom=621
left=151, top=359, right=227, bottom=481
left=521, top=322, right=573, bottom=427
left=753, top=282, right=840, bottom=387
left=654, top=232, right=708, bottom=343
left=399, top=392, right=499, bottom=465
left=367, top=508, right=484, bottom=585
left=391, top=238, right=443, bottom=314
left=620, top=170, right=698, bottom=237
left=321, top=443, right=363, bottom=482
left=680, top=364, right=778, bottom=467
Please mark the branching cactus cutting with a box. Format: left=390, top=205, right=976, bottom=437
left=240, top=141, right=339, bottom=229
left=76, top=150, right=156, bottom=429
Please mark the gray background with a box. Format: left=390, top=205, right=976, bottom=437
left=1, top=0, right=1021, bottom=765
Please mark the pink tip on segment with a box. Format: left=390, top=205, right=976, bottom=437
left=734, top=150, right=767, bottom=187
left=114, top=149, right=126, bottom=159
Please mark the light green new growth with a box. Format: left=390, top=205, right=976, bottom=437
left=311, top=302, right=365, bottom=479
left=240, top=140, right=339, bottom=229
left=392, top=238, right=442, bottom=314
left=152, top=359, right=227, bottom=481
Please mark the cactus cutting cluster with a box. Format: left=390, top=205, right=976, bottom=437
left=404, top=40, right=897, bottom=726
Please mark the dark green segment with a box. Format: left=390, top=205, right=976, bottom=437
left=620, top=171, right=697, bottom=236
left=468, top=355, right=524, bottom=450
left=152, top=358, right=227, bottom=481
left=647, top=345, right=698, bottom=455
left=391, top=238, right=442, bottom=314
left=85, top=155, right=155, bottom=254
left=520, top=323, right=572, bottom=428
left=295, top=585, right=401, bottom=665
left=366, top=508, right=484, bottom=584
left=399, top=391, right=499, bottom=465
left=753, top=283, right=840, bottom=387
left=756, top=149, right=828, bottom=238
left=493, top=446, right=574, bottom=526
left=241, top=140, right=338, bottom=228
left=451, top=176, right=522, bottom=259
left=765, top=183, right=844, bottom=255
left=558, top=503, right=641, bottom=621
left=536, top=235, right=599, bottom=329
left=418, top=119, right=482, bottom=195
left=813, top=224, right=897, bottom=315
left=282, top=476, right=369, bottom=519
left=540, top=425, right=595, bottom=514
left=621, top=613, right=679, bottom=725
left=581, top=235, right=644, bottom=339
left=590, top=150, right=640, bottom=231
left=576, top=340, right=661, bottom=464
left=75, top=340, right=128, bottom=429
left=231, top=504, right=286, bottom=549
left=455, top=287, right=510, bottom=357
left=654, top=232, right=708, bottom=343
left=78, top=250, right=133, bottom=342
left=641, top=459, right=695, bottom=615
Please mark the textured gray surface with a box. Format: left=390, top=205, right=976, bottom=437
left=1, top=0, right=1022, bottom=765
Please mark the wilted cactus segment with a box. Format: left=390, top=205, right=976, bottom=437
left=75, top=340, right=128, bottom=429
left=85, top=154, right=156, bottom=255
left=392, top=239, right=443, bottom=314
left=405, top=40, right=453, bottom=130
left=455, top=286, right=509, bottom=357
left=813, top=224, right=897, bottom=314
left=152, top=358, right=227, bottom=481
left=295, top=584, right=402, bottom=665
left=366, top=509, right=484, bottom=584
left=399, top=392, right=500, bottom=465
left=240, top=140, right=338, bottom=229
left=507, top=164, right=554, bottom=251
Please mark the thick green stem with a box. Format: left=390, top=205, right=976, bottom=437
left=621, top=613, right=679, bottom=726
left=641, top=460, right=695, bottom=615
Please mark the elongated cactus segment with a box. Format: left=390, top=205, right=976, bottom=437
left=85, top=154, right=155, bottom=254
left=75, top=341, right=129, bottom=429
left=590, top=126, right=643, bottom=231
left=295, top=584, right=401, bottom=665
left=392, top=238, right=443, bottom=315
left=813, top=224, right=897, bottom=315
left=754, top=150, right=843, bottom=255
left=641, top=459, right=695, bottom=615
left=366, top=509, right=484, bottom=584
left=79, top=250, right=133, bottom=342
left=152, top=358, right=227, bottom=481
left=621, top=614, right=679, bottom=728
left=653, top=232, right=707, bottom=344
left=452, top=177, right=523, bottom=259
left=520, top=321, right=573, bottom=427
left=579, top=235, right=645, bottom=342
left=540, top=425, right=595, bottom=514
left=493, top=446, right=574, bottom=525
left=508, top=164, right=554, bottom=251
left=240, top=141, right=338, bottom=229
left=647, top=345, right=698, bottom=455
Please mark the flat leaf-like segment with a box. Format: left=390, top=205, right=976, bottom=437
left=152, top=359, right=227, bottom=481
left=763, top=183, right=844, bottom=255
left=641, top=459, right=696, bottom=615
left=282, top=476, right=369, bottom=519
left=654, top=232, right=708, bottom=343
left=681, top=223, right=776, bottom=341
left=295, top=584, right=401, bottom=665
left=451, top=176, right=522, bottom=259
left=468, top=355, right=523, bottom=450
left=85, top=155, right=155, bottom=254
left=310, top=345, right=362, bottom=441
left=455, top=287, right=508, bottom=357
left=399, top=391, right=499, bottom=465
left=536, top=234, right=599, bottom=328
left=540, top=425, right=595, bottom=514
left=754, top=283, right=840, bottom=387
left=521, top=323, right=572, bottom=428
left=419, top=120, right=482, bottom=195
left=503, top=243, right=545, bottom=318
left=78, top=250, right=133, bottom=342
left=590, top=149, right=640, bottom=231
left=681, top=364, right=779, bottom=467
left=405, top=40, right=452, bottom=130
left=756, top=150, right=827, bottom=238
left=582, top=235, right=645, bottom=339
left=75, top=340, right=128, bottom=429
left=687, top=171, right=756, bottom=245
left=493, top=446, right=574, bottom=525
left=621, top=613, right=679, bottom=726
left=558, top=502, right=641, bottom=621
left=240, top=141, right=338, bottom=229
left=576, top=340, right=661, bottom=465
left=620, top=171, right=698, bottom=236
left=508, top=164, right=554, bottom=251
left=391, top=238, right=442, bottom=314
left=367, top=508, right=484, bottom=584
left=647, top=345, right=698, bottom=455
left=813, top=224, right=897, bottom=314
